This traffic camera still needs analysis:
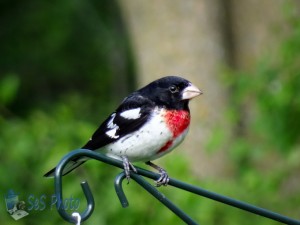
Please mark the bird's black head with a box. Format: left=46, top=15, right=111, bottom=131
left=138, top=76, right=202, bottom=110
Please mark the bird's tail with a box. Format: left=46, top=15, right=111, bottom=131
left=43, top=160, right=86, bottom=178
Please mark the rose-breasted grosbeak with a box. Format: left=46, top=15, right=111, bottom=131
left=44, top=76, right=202, bottom=186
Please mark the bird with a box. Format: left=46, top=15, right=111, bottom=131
left=44, top=76, right=202, bottom=186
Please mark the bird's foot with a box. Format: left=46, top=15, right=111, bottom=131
left=146, top=161, right=170, bottom=187
left=121, top=156, right=137, bottom=183
left=155, top=167, right=170, bottom=187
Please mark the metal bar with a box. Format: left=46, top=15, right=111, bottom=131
left=114, top=172, right=199, bottom=225
left=116, top=168, right=300, bottom=225
left=167, top=178, right=300, bottom=225
left=53, top=149, right=300, bottom=225
left=130, top=172, right=199, bottom=225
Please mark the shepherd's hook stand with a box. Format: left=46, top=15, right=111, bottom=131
left=54, top=149, right=300, bottom=225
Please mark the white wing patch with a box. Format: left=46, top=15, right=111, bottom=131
left=106, top=113, right=119, bottom=139
left=107, top=113, right=117, bottom=128
left=106, top=128, right=119, bottom=139
left=120, top=108, right=141, bottom=120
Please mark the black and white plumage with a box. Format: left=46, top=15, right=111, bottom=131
left=44, top=76, right=202, bottom=186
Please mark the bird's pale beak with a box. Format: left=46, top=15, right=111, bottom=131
left=181, top=83, right=202, bottom=100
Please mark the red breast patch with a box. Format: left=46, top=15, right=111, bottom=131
left=164, top=110, right=190, bottom=138
left=158, top=110, right=190, bottom=153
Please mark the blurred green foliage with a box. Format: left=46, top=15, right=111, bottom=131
left=1, top=1, right=300, bottom=225
left=223, top=5, right=300, bottom=172
left=0, top=73, right=20, bottom=105
left=0, top=0, right=135, bottom=118
left=215, top=3, right=300, bottom=222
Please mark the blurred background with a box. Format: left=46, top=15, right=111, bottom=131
left=1, top=0, right=300, bottom=224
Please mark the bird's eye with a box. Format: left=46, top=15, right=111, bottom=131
left=169, top=85, right=179, bottom=93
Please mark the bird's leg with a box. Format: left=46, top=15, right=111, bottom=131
left=121, top=156, right=137, bottom=183
left=145, top=161, right=170, bottom=187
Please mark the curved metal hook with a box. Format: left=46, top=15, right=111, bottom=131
left=54, top=150, right=95, bottom=224
left=114, top=172, right=129, bottom=208
left=114, top=172, right=198, bottom=225
left=53, top=149, right=127, bottom=223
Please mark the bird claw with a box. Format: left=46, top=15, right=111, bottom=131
left=145, top=161, right=170, bottom=187
left=155, top=168, right=170, bottom=187
left=121, top=158, right=170, bottom=186
left=121, top=156, right=137, bottom=183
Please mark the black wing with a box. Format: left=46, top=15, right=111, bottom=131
left=82, top=94, right=154, bottom=150
left=44, top=94, right=155, bottom=177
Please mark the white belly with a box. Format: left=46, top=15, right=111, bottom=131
left=102, top=108, right=173, bottom=162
